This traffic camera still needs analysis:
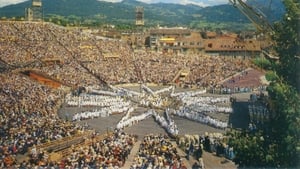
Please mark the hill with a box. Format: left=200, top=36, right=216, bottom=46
left=0, top=0, right=285, bottom=31
left=247, top=0, right=286, bottom=22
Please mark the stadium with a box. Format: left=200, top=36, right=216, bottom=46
left=0, top=20, right=271, bottom=168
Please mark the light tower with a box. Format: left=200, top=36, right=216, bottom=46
left=25, top=0, right=42, bottom=21
left=135, top=6, right=144, bottom=26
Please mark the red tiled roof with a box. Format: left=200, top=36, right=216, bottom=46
left=204, top=37, right=261, bottom=52
left=206, top=31, right=217, bottom=38
left=176, top=32, right=203, bottom=42
left=150, top=28, right=191, bottom=35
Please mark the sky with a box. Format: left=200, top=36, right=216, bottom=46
left=0, top=0, right=229, bottom=8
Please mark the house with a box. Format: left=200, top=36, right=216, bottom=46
left=149, top=28, right=204, bottom=54
left=204, top=36, right=261, bottom=58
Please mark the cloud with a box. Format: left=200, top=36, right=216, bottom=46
left=172, top=0, right=208, bottom=7
left=0, top=0, right=27, bottom=7
left=98, top=0, right=228, bottom=7
left=137, top=0, right=207, bottom=6
left=195, top=0, right=229, bottom=6
left=0, top=0, right=229, bottom=8
left=99, top=0, right=122, bottom=2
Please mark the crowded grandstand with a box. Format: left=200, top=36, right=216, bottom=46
left=0, top=21, right=266, bottom=168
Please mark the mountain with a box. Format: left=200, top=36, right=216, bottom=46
left=0, top=0, right=285, bottom=30
left=246, top=0, right=286, bottom=22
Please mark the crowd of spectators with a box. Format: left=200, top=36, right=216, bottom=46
left=85, top=51, right=251, bottom=87
left=178, top=132, right=234, bottom=166
left=131, top=134, right=187, bottom=169
left=0, top=73, right=89, bottom=167
left=0, top=21, right=255, bottom=89
left=0, top=22, right=102, bottom=168
left=0, top=21, right=259, bottom=167
left=201, top=134, right=235, bottom=160
left=60, top=130, right=136, bottom=169
left=0, top=21, right=101, bottom=88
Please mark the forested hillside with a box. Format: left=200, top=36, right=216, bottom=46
left=0, top=0, right=285, bottom=31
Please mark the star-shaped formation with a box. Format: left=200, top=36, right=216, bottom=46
left=66, top=85, right=232, bottom=136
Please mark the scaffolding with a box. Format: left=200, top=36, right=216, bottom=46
left=229, top=0, right=274, bottom=34
left=229, top=0, right=279, bottom=60
left=25, top=0, right=42, bottom=21
left=135, top=6, right=144, bottom=26
left=25, top=8, right=33, bottom=21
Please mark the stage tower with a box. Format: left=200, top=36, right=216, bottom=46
left=25, top=0, right=42, bottom=21
left=135, top=6, right=144, bottom=26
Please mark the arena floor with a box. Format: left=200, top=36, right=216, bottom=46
left=58, top=86, right=248, bottom=168
left=58, top=86, right=251, bottom=137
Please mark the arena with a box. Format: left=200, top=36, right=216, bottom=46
left=0, top=21, right=267, bottom=168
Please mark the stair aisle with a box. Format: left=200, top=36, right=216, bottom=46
left=171, top=141, right=196, bottom=169
left=121, top=140, right=142, bottom=169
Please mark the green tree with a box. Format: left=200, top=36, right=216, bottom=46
left=227, top=0, right=300, bottom=168
left=268, top=1, right=300, bottom=166
left=273, top=0, right=300, bottom=91
left=227, top=131, right=271, bottom=167
left=267, top=81, right=300, bottom=167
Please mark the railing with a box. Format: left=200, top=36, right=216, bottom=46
left=58, top=132, right=112, bottom=158
left=28, top=131, right=92, bottom=153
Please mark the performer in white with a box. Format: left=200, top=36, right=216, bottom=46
left=67, top=84, right=231, bottom=133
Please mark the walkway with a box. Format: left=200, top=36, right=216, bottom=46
left=202, top=151, right=237, bottom=169
left=171, top=141, right=197, bottom=169
left=171, top=141, right=237, bottom=169
left=220, top=68, right=266, bottom=89
left=121, top=140, right=142, bottom=169
left=122, top=140, right=203, bottom=169
left=218, top=68, right=253, bottom=85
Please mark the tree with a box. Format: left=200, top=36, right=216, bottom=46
left=227, top=0, right=300, bottom=168
left=227, top=131, right=272, bottom=167
left=267, top=81, right=300, bottom=167
left=268, top=1, right=300, bottom=166
left=273, top=0, right=300, bottom=92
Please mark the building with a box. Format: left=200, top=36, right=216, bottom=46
left=95, top=26, right=262, bottom=57
left=204, top=36, right=261, bottom=58
left=149, top=28, right=204, bottom=54
left=121, top=32, right=148, bottom=49
left=176, top=32, right=205, bottom=53
left=205, top=31, right=218, bottom=39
